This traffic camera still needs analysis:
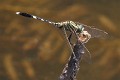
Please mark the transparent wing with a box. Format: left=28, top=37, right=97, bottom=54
left=81, top=43, right=92, bottom=64
left=84, top=25, right=108, bottom=38
left=76, top=22, right=109, bottom=38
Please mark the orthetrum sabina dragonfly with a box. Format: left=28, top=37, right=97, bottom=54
left=16, top=12, right=108, bottom=63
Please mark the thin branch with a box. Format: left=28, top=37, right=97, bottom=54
left=59, top=40, right=84, bottom=80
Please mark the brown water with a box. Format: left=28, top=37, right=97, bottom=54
left=0, top=0, right=120, bottom=80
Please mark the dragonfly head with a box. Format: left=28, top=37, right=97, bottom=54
left=76, top=25, right=84, bottom=33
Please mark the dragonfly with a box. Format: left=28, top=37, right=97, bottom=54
left=16, top=12, right=108, bottom=63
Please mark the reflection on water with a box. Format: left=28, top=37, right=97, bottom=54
left=0, top=0, right=120, bottom=80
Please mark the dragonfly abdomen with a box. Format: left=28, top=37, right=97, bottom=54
left=16, top=12, right=57, bottom=25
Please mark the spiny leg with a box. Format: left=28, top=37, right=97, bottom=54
left=69, top=25, right=79, bottom=39
left=62, top=27, right=76, bottom=58
left=68, top=33, right=73, bottom=46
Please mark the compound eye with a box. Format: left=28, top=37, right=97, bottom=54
left=76, top=28, right=81, bottom=33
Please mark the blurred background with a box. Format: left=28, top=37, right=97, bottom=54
left=0, top=0, right=120, bottom=80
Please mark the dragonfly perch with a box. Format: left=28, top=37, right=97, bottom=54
left=59, top=31, right=91, bottom=80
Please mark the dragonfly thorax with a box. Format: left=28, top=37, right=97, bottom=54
left=76, top=25, right=84, bottom=33
left=56, top=21, right=84, bottom=33
left=69, top=21, right=84, bottom=33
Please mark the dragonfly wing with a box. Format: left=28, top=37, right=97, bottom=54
left=83, top=25, right=109, bottom=38
left=75, top=22, right=108, bottom=38
left=81, top=43, right=92, bottom=64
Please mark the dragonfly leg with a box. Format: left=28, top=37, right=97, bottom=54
left=68, top=33, right=72, bottom=43
left=62, top=27, right=76, bottom=57
left=68, top=33, right=73, bottom=46
left=69, top=26, right=79, bottom=39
